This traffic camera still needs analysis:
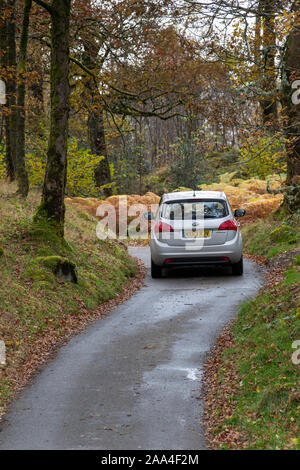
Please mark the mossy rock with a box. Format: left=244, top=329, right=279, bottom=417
left=26, top=256, right=78, bottom=284
left=39, top=256, right=78, bottom=283
left=25, top=261, right=56, bottom=287
left=0, top=246, right=4, bottom=257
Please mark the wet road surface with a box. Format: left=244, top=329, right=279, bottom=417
left=0, top=247, right=264, bottom=449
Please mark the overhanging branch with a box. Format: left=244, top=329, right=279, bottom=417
left=33, top=0, right=54, bottom=15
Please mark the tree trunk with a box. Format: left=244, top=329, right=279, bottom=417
left=260, top=0, right=278, bottom=126
left=88, top=109, right=112, bottom=197
left=30, top=61, right=44, bottom=113
left=34, top=0, right=71, bottom=236
left=254, top=1, right=261, bottom=68
left=82, top=40, right=112, bottom=197
left=6, top=0, right=17, bottom=180
left=15, top=0, right=31, bottom=197
left=0, top=0, right=14, bottom=180
left=281, top=6, right=300, bottom=212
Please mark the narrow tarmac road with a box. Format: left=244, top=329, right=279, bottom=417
left=0, top=247, right=264, bottom=450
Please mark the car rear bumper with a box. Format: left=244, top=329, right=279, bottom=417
left=150, top=234, right=242, bottom=266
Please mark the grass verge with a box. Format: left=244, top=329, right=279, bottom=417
left=0, top=183, right=143, bottom=416
left=242, top=210, right=299, bottom=259
left=204, top=210, right=300, bottom=450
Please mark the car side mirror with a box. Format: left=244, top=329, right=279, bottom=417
left=144, top=212, right=154, bottom=220
left=234, top=209, right=246, bottom=217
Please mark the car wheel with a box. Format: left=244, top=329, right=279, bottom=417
left=151, top=259, right=162, bottom=278
left=232, top=257, right=243, bottom=276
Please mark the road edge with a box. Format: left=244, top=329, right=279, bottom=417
left=0, top=257, right=146, bottom=421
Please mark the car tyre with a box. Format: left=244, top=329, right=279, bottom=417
left=151, top=259, right=162, bottom=278
left=232, top=257, right=243, bottom=276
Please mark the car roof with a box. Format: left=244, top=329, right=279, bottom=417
left=161, top=191, right=227, bottom=202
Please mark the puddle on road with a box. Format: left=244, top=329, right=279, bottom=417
left=186, top=368, right=201, bottom=381
left=145, top=364, right=203, bottom=382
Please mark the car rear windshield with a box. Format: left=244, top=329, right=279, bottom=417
left=162, top=199, right=228, bottom=220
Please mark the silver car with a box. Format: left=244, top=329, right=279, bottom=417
left=148, top=191, right=245, bottom=278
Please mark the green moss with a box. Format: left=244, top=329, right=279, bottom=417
left=32, top=203, right=64, bottom=239
left=266, top=246, right=282, bottom=258
left=30, top=223, right=63, bottom=247
left=25, top=256, right=78, bottom=284
left=25, top=260, right=56, bottom=287
left=37, top=255, right=75, bottom=271
left=283, top=268, right=300, bottom=285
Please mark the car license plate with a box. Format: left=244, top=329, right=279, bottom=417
left=183, top=230, right=210, bottom=238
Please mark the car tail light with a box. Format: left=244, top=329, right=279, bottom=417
left=218, top=219, right=238, bottom=231
left=154, top=222, right=174, bottom=233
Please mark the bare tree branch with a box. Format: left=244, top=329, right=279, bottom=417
left=32, top=0, right=54, bottom=15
